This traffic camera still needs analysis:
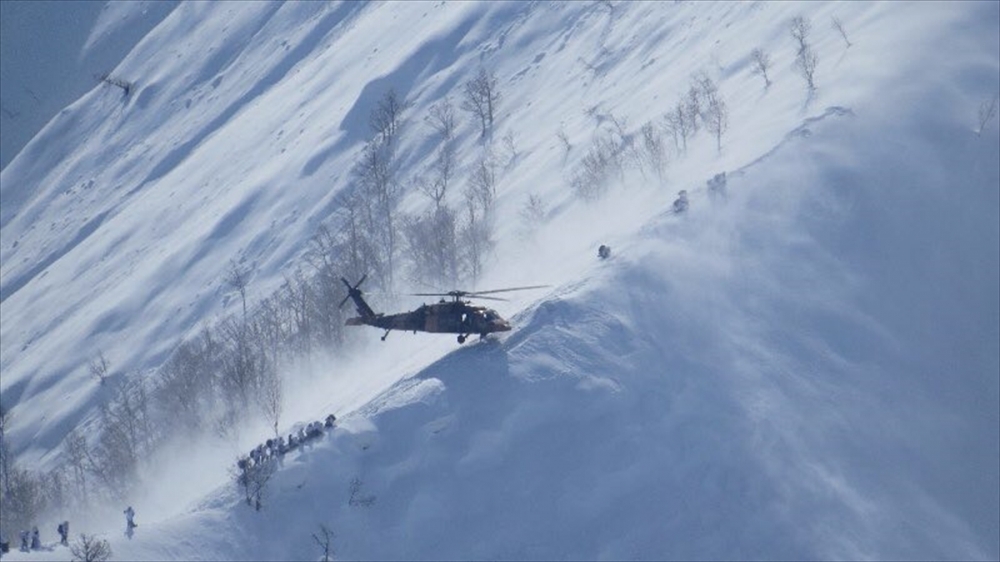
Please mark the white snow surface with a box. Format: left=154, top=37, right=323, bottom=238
left=1, top=1, right=998, bottom=560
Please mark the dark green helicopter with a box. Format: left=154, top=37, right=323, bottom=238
left=341, top=276, right=547, bottom=344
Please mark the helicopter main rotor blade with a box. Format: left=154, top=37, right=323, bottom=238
left=466, top=284, right=550, bottom=296
left=468, top=295, right=508, bottom=302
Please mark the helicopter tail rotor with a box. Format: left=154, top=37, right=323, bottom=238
left=340, top=275, right=377, bottom=321
left=339, top=274, right=368, bottom=308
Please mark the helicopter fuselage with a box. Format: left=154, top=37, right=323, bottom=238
left=341, top=276, right=537, bottom=343
left=346, top=300, right=511, bottom=340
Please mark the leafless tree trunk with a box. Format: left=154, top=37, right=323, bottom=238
left=791, top=16, right=819, bottom=91
left=518, top=193, right=547, bottom=240
left=978, top=93, right=998, bottom=136
left=691, top=74, right=728, bottom=151
left=421, top=124, right=456, bottom=211
left=348, top=477, right=376, bottom=507
left=258, top=368, right=283, bottom=439
left=664, top=103, right=691, bottom=153
left=467, top=151, right=498, bottom=220
left=831, top=16, right=852, bottom=48
left=684, top=84, right=702, bottom=134
left=64, top=430, right=90, bottom=504
left=312, top=523, right=336, bottom=562
left=89, top=351, right=111, bottom=385
left=226, top=260, right=251, bottom=324
left=427, top=98, right=456, bottom=141
left=640, top=121, right=666, bottom=181
left=556, top=126, right=572, bottom=153
left=795, top=45, right=819, bottom=91
left=501, top=130, right=519, bottom=167
left=790, top=16, right=811, bottom=55
left=698, top=81, right=728, bottom=152
left=0, top=403, right=10, bottom=495
left=461, top=67, right=501, bottom=138
left=0, top=467, right=46, bottom=535
left=370, top=88, right=406, bottom=146
left=354, top=138, right=400, bottom=290
left=750, top=47, right=772, bottom=88
left=234, top=455, right=275, bottom=511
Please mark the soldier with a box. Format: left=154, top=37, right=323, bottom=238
left=308, top=422, right=323, bottom=439
left=324, top=414, right=337, bottom=428
left=598, top=245, right=611, bottom=259
left=672, top=190, right=689, bottom=213
left=30, top=527, right=40, bottom=550
left=57, top=521, right=69, bottom=546
left=19, top=530, right=29, bottom=552
left=124, top=506, right=137, bottom=539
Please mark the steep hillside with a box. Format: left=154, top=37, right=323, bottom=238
left=1, top=1, right=997, bottom=560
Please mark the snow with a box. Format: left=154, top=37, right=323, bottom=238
left=1, top=0, right=997, bottom=560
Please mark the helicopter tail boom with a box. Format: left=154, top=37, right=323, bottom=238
left=340, top=276, right=377, bottom=323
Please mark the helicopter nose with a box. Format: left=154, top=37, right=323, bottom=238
left=495, top=320, right=512, bottom=332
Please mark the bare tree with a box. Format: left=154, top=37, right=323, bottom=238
left=370, top=88, right=406, bottom=146
left=520, top=193, right=546, bottom=227
left=501, top=130, right=519, bottom=167
left=89, top=377, right=156, bottom=497
left=89, top=351, right=111, bottom=385
left=790, top=16, right=812, bottom=55
left=791, top=16, right=819, bottom=91
left=403, top=204, right=460, bottom=289
left=226, top=260, right=251, bottom=323
left=258, top=368, right=283, bottom=439
left=795, top=45, right=819, bottom=91
left=0, top=467, right=46, bottom=536
left=234, top=455, right=276, bottom=511
left=664, top=102, right=693, bottom=153
left=427, top=97, right=456, bottom=141
left=459, top=150, right=499, bottom=284
left=312, top=523, right=336, bottom=562
left=302, top=229, right=346, bottom=350
left=684, top=84, right=702, bottom=134
left=461, top=191, right=491, bottom=286
left=70, top=534, right=112, bottom=562
left=750, top=47, right=773, bottom=88
left=422, top=151, right=454, bottom=210
left=64, top=429, right=90, bottom=504
left=977, top=93, right=999, bottom=136
left=156, top=332, right=218, bottom=434
left=348, top=477, right=376, bottom=507
left=571, top=133, right=619, bottom=200
left=0, top=402, right=10, bottom=495
left=831, top=16, right=852, bottom=48
left=461, top=67, right=501, bottom=138
left=640, top=121, right=667, bottom=181
left=699, top=83, right=729, bottom=152
left=42, top=465, right=68, bottom=512
left=467, top=151, right=498, bottom=219
left=353, top=138, right=401, bottom=290
left=556, top=126, right=572, bottom=154
left=518, top=193, right=547, bottom=240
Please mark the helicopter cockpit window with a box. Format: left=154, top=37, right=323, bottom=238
left=484, top=310, right=499, bottom=321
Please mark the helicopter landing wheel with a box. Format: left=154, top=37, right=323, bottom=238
left=457, top=335, right=467, bottom=344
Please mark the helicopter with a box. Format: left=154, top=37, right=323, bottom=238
left=340, top=276, right=547, bottom=344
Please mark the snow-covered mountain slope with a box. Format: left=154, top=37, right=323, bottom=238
left=1, top=0, right=997, bottom=559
